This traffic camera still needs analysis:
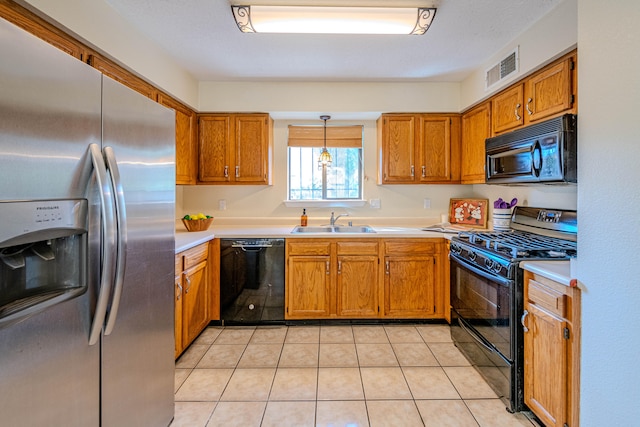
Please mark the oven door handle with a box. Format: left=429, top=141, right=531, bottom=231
left=458, top=317, right=497, bottom=354
left=450, top=255, right=514, bottom=288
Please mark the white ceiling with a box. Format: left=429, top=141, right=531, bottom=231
left=103, top=0, right=562, bottom=83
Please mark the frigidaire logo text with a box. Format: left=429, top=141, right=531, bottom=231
left=36, top=206, right=60, bottom=210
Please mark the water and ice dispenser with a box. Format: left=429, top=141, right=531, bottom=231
left=0, top=199, right=88, bottom=327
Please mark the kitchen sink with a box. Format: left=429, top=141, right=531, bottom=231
left=291, top=225, right=376, bottom=234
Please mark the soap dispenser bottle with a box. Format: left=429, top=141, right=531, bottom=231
left=301, top=209, right=308, bottom=227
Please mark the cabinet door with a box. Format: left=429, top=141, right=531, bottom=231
left=234, top=114, right=271, bottom=184
left=286, top=256, right=331, bottom=319
left=525, top=58, right=574, bottom=123
left=182, top=260, right=209, bottom=346
left=383, top=255, right=437, bottom=318
left=524, top=302, right=569, bottom=427
left=379, top=115, right=416, bottom=183
left=492, top=84, right=524, bottom=134
left=174, top=275, right=183, bottom=358
left=336, top=255, right=378, bottom=318
left=461, top=102, right=490, bottom=184
left=418, top=115, right=453, bottom=182
left=199, top=115, right=232, bottom=182
left=158, top=94, right=196, bottom=185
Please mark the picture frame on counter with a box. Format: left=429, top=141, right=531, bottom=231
left=449, top=198, right=489, bottom=228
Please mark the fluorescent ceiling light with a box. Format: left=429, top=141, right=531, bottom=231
left=231, top=5, right=436, bottom=35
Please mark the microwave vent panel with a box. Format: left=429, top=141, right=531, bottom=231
left=485, top=47, right=519, bottom=90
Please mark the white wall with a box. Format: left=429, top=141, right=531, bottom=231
left=575, top=1, right=640, bottom=424
left=180, top=118, right=476, bottom=224
left=20, top=0, right=199, bottom=108
left=460, top=0, right=577, bottom=110
left=198, top=81, right=460, bottom=118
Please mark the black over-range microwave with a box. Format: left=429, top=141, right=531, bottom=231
left=485, top=114, right=577, bottom=184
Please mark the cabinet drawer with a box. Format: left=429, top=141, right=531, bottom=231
left=528, top=279, right=566, bottom=318
left=336, top=241, right=379, bottom=255
left=182, top=243, right=209, bottom=269
left=287, top=241, right=331, bottom=256
left=384, top=240, right=436, bottom=255
left=175, top=254, right=183, bottom=273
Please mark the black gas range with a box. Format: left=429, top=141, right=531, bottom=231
left=449, top=206, right=577, bottom=413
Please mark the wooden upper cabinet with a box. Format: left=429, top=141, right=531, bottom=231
left=377, top=114, right=460, bottom=184
left=377, top=114, right=416, bottom=183
left=235, top=114, right=272, bottom=183
left=198, top=113, right=273, bottom=185
left=461, top=102, right=491, bottom=184
left=525, top=57, right=574, bottom=123
left=491, top=51, right=576, bottom=135
left=418, top=115, right=460, bottom=183
left=198, top=115, right=232, bottom=182
left=492, top=84, right=525, bottom=134
left=158, top=94, right=197, bottom=185
left=88, top=55, right=158, bottom=101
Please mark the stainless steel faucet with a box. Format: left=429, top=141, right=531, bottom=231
left=329, top=211, right=349, bottom=226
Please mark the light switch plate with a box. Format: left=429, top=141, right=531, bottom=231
left=424, top=198, right=431, bottom=209
left=218, top=199, right=227, bottom=210
left=369, top=198, right=381, bottom=209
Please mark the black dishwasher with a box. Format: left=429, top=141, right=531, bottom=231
left=220, top=239, right=285, bottom=324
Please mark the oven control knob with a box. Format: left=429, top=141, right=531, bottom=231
left=484, top=258, right=495, bottom=270
left=468, top=252, right=477, bottom=262
left=492, top=263, right=503, bottom=274
left=450, top=243, right=462, bottom=255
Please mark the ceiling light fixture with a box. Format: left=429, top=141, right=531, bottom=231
left=231, top=5, right=436, bottom=35
left=318, top=115, right=332, bottom=169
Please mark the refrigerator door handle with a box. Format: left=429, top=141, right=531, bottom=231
left=103, top=146, right=128, bottom=336
left=88, top=143, right=117, bottom=346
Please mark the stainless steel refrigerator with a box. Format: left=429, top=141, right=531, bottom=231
left=0, top=17, right=175, bottom=426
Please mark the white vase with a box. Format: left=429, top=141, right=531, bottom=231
left=493, top=208, right=512, bottom=231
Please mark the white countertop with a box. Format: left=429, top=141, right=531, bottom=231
left=175, top=224, right=456, bottom=253
left=519, top=260, right=574, bottom=287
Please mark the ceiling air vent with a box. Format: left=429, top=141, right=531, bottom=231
left=485, top=47, right=519, bottom=90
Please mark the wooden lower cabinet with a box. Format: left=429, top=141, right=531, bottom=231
left=523, top=271, right=580, bottom=427
left=336, top=254, right=378, bottom=317
left=175, top=243, right=210, bottom=358
left=285, top=238, right=444, bottom=320
left=383, top=239, right=443, bottom=319
left=287, top=255, right=332, bottom=318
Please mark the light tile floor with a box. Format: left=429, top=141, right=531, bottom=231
left=173, top=324, right=539, bottom=427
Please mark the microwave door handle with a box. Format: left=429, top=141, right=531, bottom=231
left=532, top=140, right=543, bottom=177
left=103, top=146, right=127, bottom=336
left=88, top=144, right=117, bottom=346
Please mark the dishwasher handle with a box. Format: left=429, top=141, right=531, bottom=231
left=232, top=242, right=273, bottom=251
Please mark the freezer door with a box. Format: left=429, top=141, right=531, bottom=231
left=0, top=19, right=102, bottom=426
left=100, top=76, right=175, bottom=427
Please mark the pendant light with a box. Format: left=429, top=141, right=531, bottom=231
left=318, top=115, right=332, bottom=169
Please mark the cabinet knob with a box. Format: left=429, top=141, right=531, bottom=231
left=224, top=165, right=229, bottom=178
left=337, top=260, right=342, bottom=274
left=326, top=261, right=330, bottom=275
left=421, top=165, right=426, bottom=178
left=526, top=98, right=533, bottom=115
left=410, top=165, right=415, bottom=177
left=515, top=103, right=522, bottom=121
left=385, top=260, right=390, bottom=274
left=235, top=165, right=240, bottom=178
